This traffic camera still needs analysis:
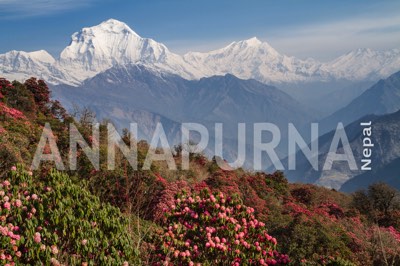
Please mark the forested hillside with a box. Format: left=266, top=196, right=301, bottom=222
left=0, top=77, right=399, bottom=265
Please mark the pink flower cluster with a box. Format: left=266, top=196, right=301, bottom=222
left=0, top=222, right=22, bottom=264
left=0, top=174, right=45, bottom=264
left=284, top=201, right=311, bottom=217
left=0, top=103, right=26, bottom=120
left=314, top=203, right=345, bottom=220
left=34, top=232, right=41, bottom=243
left=153, top=179, right=190, bottom=222
left=0, top=225, right=21, bottom=241
left=386, top=226, right=400, bottom=242
left=153, top=191, right=289, bottom=265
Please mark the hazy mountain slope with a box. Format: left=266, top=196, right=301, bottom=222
left=319, top=71, right=400, bottom=134
left=52, top=64, right=314, bottom=128
left=186, top=74, right=313, bottom=131
left=51, top=65, right=315, bottom=168
left=51, top=64, right=188, bottom=142
left=282, top=109, right=400, bottom=190
left=280, top=80, right=374, bottom=117
left=340, top=157, right=400, bottom=192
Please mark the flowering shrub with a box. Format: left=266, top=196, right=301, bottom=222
left=0, top=78, right=14, bottom=110
left=0, top=102, right=26, bottom=120
left=0, top=166, right=133, bottom=265
left=0, top=78, right=14, bottom=98
left=152, top=190, right=289, bottom=265
left=387, top=226, right=400, bottom=242
left=290, top=186, right=314, bottom=205
left=24, top=78, right=50, bottom=113
left=152, top=178, right=189, bottom=222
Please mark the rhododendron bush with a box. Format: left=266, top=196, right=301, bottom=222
left=0, top=78, right=14, bottom=96
left=0, top=166, right=133, bottom=265
left=152, top=190, right=289, bottom=265
left=0, top=79, right=26, bottom=121
left=0, top=103, right=26, bottom=120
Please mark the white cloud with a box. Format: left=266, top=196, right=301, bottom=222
left=0, top=0, right=96, bottom=18
left=265, top=14, right=400, bottom=61
left=167, top=12, right=400, bottom=62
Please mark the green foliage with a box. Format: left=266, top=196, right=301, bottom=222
left=263, top=171, right=289, bottom=196
left=6, top=81, right=37, bottom=117
left=277, top=216, right=352, bottom=265
left=24, top=78, right=50, bottom=114
left=352, top=183, right=400, bottom=227
left=0, top=166, right=133, bottom=265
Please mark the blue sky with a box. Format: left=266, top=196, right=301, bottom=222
left=1, top=0, right=400, bottom=61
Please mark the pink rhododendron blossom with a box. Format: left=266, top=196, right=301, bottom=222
left=14, top=200, right=22, bottom=208
left=34, top=232, right=41, bottom=243
left=3, top=202, right=10, bottom=210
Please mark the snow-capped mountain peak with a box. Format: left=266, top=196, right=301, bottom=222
left=23, top=50, right=55, bottom=64
left=2, top=50, right=55, bottom=65
left=1, top=19, right=399, bottom=85
left=244, top=37, right=279, bottom=56
left=0, top=50, right=70, bottom=85
left=183, top=37, right=322, bottom=83
left=246, top=36, right=261, bottom=42
left=93, top=18, right=140, bottom=36
left=326, top=47, right=400, bottom=80
left=238, top=37, right=262, bottom=46
left=237, top=37, right=274, bottom=49
left=58, top=19, right=146, bottom=80
left=56, top=18, right=201, bottom=83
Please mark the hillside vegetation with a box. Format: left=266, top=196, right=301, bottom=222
left=0, top=77, right=399, bottom=265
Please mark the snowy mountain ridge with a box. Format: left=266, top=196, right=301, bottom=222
left=1, top=18, right=400, bottom=85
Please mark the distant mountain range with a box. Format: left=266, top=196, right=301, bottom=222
left=341, top=157, right=400, bottom=192
left=282, top=107, right=400, bottom=190
left=1, top=19, right=400, bottom=86
left=2, top=18, right=400, bottom=191
left=320, top=71, right=400, bottom=134
left=52, top=64, right=315, bottom=169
